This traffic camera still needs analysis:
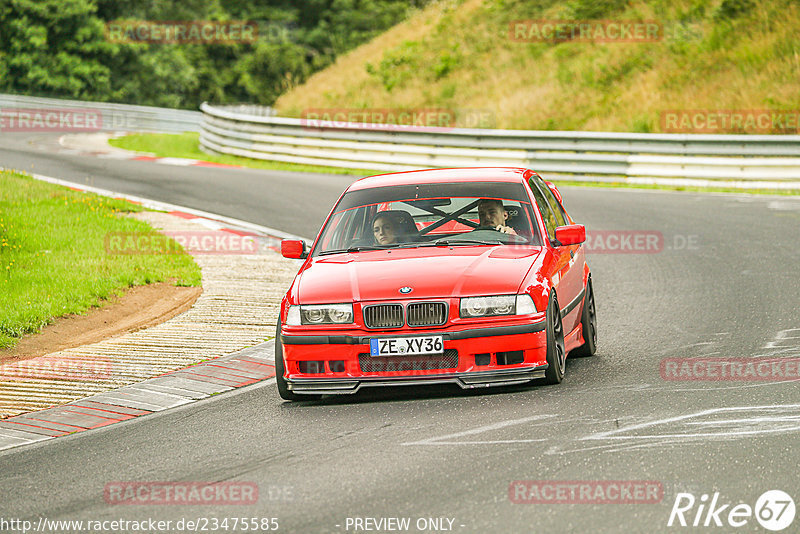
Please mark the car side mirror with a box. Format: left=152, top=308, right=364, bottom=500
left=553, top=224, right=586, bottom=246
left=281, top=239, right=307, bottom=259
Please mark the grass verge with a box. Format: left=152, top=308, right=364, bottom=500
left=547, top=179, right=800, bottom=197
left=109, top=133, right=799, bottom=197
left=108, top=132, right=378, bottom=176
left=0, top=170, right=201, bottom=350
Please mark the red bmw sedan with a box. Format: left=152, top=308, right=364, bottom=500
left=276, top=167, right=596, bottom=400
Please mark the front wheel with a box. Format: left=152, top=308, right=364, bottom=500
left=275, top=320, right=321, bottom=401
left=543, top=294, right=566, bottom=385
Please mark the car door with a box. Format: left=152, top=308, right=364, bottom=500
left=527, top=178, right=584, bottom=333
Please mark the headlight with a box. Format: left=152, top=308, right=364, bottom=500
left=460, top=295, right=515, bottom=317
left=459, top=294, right=538, bottom=318
left=286, top=304, right=354, bottom=325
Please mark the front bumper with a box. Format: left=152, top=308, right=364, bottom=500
left=280, top=320, right=548, bottom=395
left=287, top=365, right=548, bottom=394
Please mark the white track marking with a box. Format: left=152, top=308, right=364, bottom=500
left=762, top=328, right=800, bottom=351
left=667, top=379, right=800, bottom=392
left=402, top=414, right=554, bottom=446
left=768, top=200, right=800, bottom=211
left=583, top=404, right=800, bottom=441
left=545, top=405, right=800, bottom=455
left=154, top=157, right=200, bottom=166
left=411, top=439, right=547, bottom=445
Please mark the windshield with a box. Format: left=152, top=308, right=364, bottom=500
left=313, top=181, right=541, bottom=256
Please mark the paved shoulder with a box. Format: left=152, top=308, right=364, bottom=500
left=0, top=211, right=295, bottom=450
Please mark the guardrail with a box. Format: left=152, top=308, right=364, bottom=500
left=199, top=103, right=800, bottom=181
left=0, top=94, right=202, bottom=133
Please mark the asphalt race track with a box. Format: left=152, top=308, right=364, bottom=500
left=2, top=132, right=800, bottom=533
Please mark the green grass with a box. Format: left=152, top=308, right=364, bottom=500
left=0, top=170, right=201, bottom=350
left=108, top=133, right=378, bottom=176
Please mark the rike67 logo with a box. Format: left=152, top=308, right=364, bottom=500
left=668, top=490, right=795, bottom=531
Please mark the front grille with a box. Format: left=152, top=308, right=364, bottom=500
left=406, top=302, right=448, bottom=327
left=358, top=349, right=459, bottom=373
left=363, top=304, right=404, bottom=328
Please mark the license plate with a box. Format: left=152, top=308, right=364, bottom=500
left=369, top=335, right=444, bottom=357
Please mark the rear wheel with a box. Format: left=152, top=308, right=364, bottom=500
left=275, top=321, right=321, bottom=401
left=572, top=278, right=597, bottom=358
left=543, top=294, right=566, bottom=385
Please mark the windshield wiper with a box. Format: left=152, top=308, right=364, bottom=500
left=429, top=238, right=504, bottom=246
left=318, top=244, right=402, bottom=255
left=347, top=244, right=403, bottom=252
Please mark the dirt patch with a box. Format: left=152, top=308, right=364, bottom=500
left=0, top=282, right=202, bottom=363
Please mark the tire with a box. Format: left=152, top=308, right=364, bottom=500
left=543, top=293, right=566, bottom=385
left=572, top=278, right=597, bottom=358
left=275, top=320, right=321, bottom=401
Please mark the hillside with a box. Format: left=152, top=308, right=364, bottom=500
left=274, top=0, right=800, bottom=133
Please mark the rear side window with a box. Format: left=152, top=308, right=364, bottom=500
left=527, top=178, right=558, bottom=239
left=537, top=180, right=568, bottom=227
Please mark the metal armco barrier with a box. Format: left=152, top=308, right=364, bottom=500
left=0, top=94, right=202, bottom=133
left=199, top=103, right=800, bottom=180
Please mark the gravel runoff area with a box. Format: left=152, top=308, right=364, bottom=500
left=0, top=211, right=299, bottom=450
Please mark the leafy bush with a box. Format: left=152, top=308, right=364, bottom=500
left=566, top=0, right=629, bottom=20
left=714, top=0, right=756, bottom=20
left=432, top=47, right=461, bottom=79
left=365, top=40, right=421, bottom=91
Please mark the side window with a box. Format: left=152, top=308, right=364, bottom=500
left=538, top=181, right=568, bottom=227
left=527, top=178, right=557, bottom=239
left=353, top=205, right=376, bottom=243
left=321, top=206, right=369, bottom=251
left=320, top=212, right=344, bottom=251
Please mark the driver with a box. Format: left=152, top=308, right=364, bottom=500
left=476, top=198, right=517, bottom=235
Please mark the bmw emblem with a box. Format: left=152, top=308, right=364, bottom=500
left=399, top=286, right=413, bottom=294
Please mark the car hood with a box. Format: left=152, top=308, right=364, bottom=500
left=296, top=246, right=542, bottom=303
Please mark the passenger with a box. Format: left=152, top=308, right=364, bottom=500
left=476, top=198, right=517, bottom=235
left=372, top=211, right=417, bottom=245
left=372, top=212, right=399, bottom=245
